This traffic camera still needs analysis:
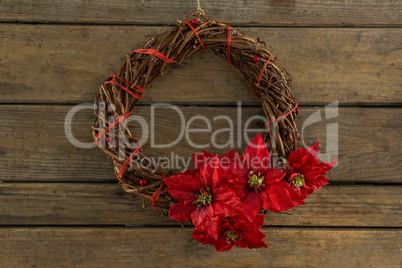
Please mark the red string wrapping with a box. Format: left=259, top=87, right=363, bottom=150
left=133, top=85, right=145, bottom=94
left=133, top=49, right=177, bottom=63
left=94, top=111, right=133, bottom=142
left=107, top=75, right=132, bottom=86
left=253, top=54, right=273, bottom=95
left=264, top=100, right=299, bottom=128
left=104, top=81, right=143, bottom=100
left=182, top=20, right=206, bottom=50
left=116, top=144, right=143, bottom=182
left=226, top=25, right=231, bottom=62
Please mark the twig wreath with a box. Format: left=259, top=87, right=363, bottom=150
left=93, top=10, right=335, bottom=251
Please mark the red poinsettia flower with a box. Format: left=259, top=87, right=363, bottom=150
left=192, top=214, right=267, bottom=252
left=226, top=134, right=305, bottom=221
left=286, top=142, right=336, bottom=199
left=164, top=155, right=243, bottom=238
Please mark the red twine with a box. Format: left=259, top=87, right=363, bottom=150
left=226, top=25, right=232, bottom=62
left=107, top=75, right=131, bottom=86
left=104, top=75, right=145, bottom=99
left=104, top=81, right=143, bottom=99
left=181, top=20, right=206, bottom=50
left=116, top=144, right=143, bottom=182
left=264, top=100, right=299, bottom=128
left=133, top=49, right=177, bottom=63
left=94, top=110, right=133, bottom=142
left=253, top=54, right=273, bottom=95
left=251, top=54, right=297, bottom=127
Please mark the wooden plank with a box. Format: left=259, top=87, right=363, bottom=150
left=0, top=227, right=400, bottom=267
left=0, top=0, right=401, bottom=26
left=0, top=105, right=400, bottom=183
left=0, top=24, right=401, bottom=105
left=0, top=184, right=400, bottom=227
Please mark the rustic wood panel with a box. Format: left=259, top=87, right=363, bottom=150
left=0, top=105, right=400, bottom=182
left=1, top=0, right=401, bottom=26
left=0, top=227, right=400, bottom=267
left=1, top=24, right=401, bottom=105
left=0, top=184, right=399, bottom=227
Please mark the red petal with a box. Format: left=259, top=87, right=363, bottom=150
left=302, top=168, right=322, bottom=181
left=318, top=158, right=337, bottom=174
left=288, top=142, right=320, bottom=168
left=257, top=190, right=268, bottom=201
left=253, top=214, right=266, bottom=229
left=299, top=187, right=309, bottom=199
left=191, top=207, right=207, bottom=226
left=213, top=200, right=242, bottom=217
left=205, top=204, right=215, bottom=218
left=211, top=167, right=222, bottom=190
left=193, top=150, right=214, bottom=168
left=288, top=148, right=304, bottom=166
left=166, top=188, right=196, bottom=201
left=212, top=187, right=235, bottom=201
left=243, top=133, right=270, bottom=160
left=163, top=174, right=181, bottom=187
left=235, top=238, right=248, bottom=248
left=203, top=216, right=220, bottom=240
left=264, top=182, right=305, bottom=212
left=307, top=142, right=320, bottom=158
left=246, top=238, right=267, bottom=249
left=164, top=174, right=201, bottom=192
left=263, top=168, right=286, bottom=185
left=192, top=226, right=216, bottom=245
left=169, top=202, right=196, bottom=222
left=229, top=161, right=249, bottom=177
left=315, top=175, right=330, bottom=187
left=214, top=237, right=233, bottom=252
left=243, top=230, right=267, bottom=245
left=179, top=168, right=199, bottom=176
left=243, top=191, right=261, bottom=222
left=192, top=227, right=208, bottom=243
left=220, top=149, right=239, bottom=165
left=212, top=189, right=243, bottom=216
left=200, top=156, right=222, bottom=190
left=242, top=134, right=271, bottom=172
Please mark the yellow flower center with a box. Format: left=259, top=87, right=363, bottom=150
left=225, top=229, right=240, bottom=242
left=290, top=173, right=305, bottom=190
left=194, top=187, right=212, bottom=207
left=248, top=171, right=265, bottom=191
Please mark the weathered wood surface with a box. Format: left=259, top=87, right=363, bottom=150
left=0, top=105, right=400, bottom=182
left=1, top=24, right=401, bottom=105
left=1, top=0, right=401, bottom=26
left=0, top=184, right=399, bottom=227
left=0, top=1, right=401, bottom=266
left=0, top=228, right=400, bottom=267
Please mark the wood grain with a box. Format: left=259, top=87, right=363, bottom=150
left=0, top=227, right=400, bottom=267
left=0, top=0, right=401, bottom=26
left=0, top=105, right=400, bottom=183
left=0, top=24, right=401, bottom=105
left=0, top=1, right=400, bottom=266
left=0, top=184, right=399, bottom=227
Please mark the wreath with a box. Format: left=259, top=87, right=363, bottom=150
left=93, top=10, right=335, bottom=251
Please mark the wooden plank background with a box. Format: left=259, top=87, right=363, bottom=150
left=0, top=25, right=400, bottom=105
left=1, top=228, right=400, bottom=267
left=0, top=0, right=401, bottom=267
left=1, top=0, right=401, bottom=26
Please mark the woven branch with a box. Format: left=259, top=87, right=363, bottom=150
left=92, top=11, right=299, bottom=211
